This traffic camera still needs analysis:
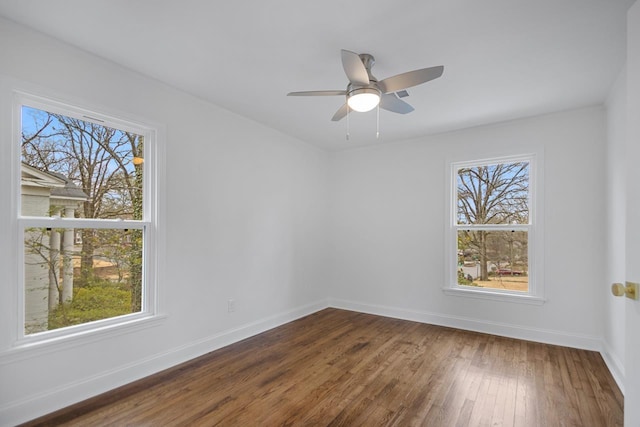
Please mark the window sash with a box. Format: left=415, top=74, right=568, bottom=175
left=17, top=91, right=154, bottom=223
left=18, top=224, right=153, bottom=341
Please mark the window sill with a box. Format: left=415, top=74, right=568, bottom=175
left=443, top=287, right=545, bottom=305
left=0, top=313, right=167, bottom=365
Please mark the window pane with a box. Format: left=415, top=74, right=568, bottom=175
left=457, top=230, right=528, bottom=291
left=24, top=227, right=143, bottom=335
left=457, top=161, right=529, bottom=225
left=21, top=106, right=144, bottom=220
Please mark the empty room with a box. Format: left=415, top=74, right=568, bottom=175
left=1, top=1, right=639, bottom=426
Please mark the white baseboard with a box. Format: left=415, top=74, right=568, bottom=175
left=328, top=298, right=602, bottom=351
left=0, top=299, right=329, bottom=427
left=600, top=340, right=625, bottom=395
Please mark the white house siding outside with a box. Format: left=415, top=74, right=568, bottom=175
left=21, top=164, right=87, bottom=334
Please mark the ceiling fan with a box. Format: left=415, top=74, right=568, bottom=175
left=287, top=49, right=444, bottom=121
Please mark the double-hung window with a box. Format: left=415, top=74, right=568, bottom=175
left=445, top=154, right=543, bottom=304
left=16, top=93, right=159, bottom=342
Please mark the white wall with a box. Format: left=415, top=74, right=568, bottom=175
left=328, top=107, right=607, bottom=348
left=603, top=68, right=627, bottom=390
left=0, top=17, right=329, bottom=425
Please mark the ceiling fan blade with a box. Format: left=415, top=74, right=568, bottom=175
left=331, top=103, right=349, bottom=121
left=377, top=65, right=444, bottom=94
left=380, top=93, right=414, bottom=114
left=341, top=49, right=370, bottom=86
left=287, top=90, right=347, bottom=96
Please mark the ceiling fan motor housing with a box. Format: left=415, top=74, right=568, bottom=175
left=347, top=85, right=381, bottom=97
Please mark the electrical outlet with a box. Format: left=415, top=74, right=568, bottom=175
left=228, top=299, right=236, bottom=313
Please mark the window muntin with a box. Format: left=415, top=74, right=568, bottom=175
left=449, top=156, right=537, bottom=298
left=17, top=96, right=155, bottom=339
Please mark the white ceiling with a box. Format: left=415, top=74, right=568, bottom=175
left=0, top=0, right=633, bottom=150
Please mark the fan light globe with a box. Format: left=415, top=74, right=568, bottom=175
left=347, top=89, right=380, bottom=112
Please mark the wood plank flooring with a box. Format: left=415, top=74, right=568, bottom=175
left=22, top=308, right=623, bottom=426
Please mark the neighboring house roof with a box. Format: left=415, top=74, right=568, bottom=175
left=48, top=171, right=89, bottom=201
left=21, top=162, right=66, bottom=189
left=21, top=163, right=88, bottom=202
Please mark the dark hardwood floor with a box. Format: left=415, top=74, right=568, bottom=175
left=22, top=308, right=623, bottom=426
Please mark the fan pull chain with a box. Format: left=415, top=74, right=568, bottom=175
left=346, top=106, right=350, bottom=140
left=376, top=104, right=380, bottom=139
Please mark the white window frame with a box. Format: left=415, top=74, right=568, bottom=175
left=444, top=154, right=545, bottom=305
left=11, top=91, right=165, bottom=348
